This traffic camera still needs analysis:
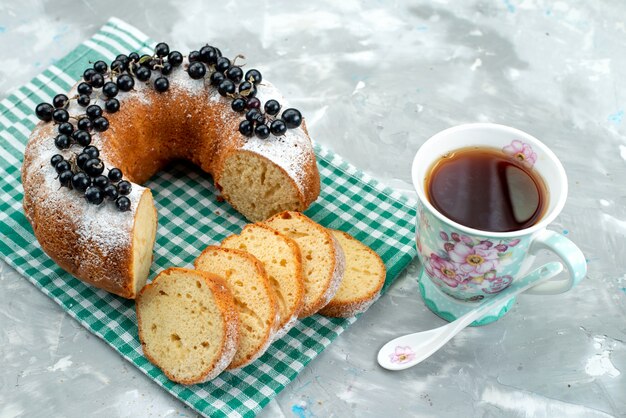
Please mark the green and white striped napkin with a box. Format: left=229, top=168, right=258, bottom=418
left=0, top=17, right=417, bottom=417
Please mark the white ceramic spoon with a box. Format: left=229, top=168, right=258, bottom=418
left=377, top=261, right=564, bottom=371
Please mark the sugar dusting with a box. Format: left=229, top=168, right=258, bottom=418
left=321, top=233, right=346, bottom=308
left=241, top=81, right=313, bottom=194
left=26, top=122, right=144, bottom=259
left=200, top=278, right=240, bottom=383
left=23, top=59, right=315, bottom=294
left=274, top=312, right=298, bottom=340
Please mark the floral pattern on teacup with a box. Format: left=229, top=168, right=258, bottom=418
left=424, top=231, right=520, bottom=294
left=503, top=140, right=537, bottom=167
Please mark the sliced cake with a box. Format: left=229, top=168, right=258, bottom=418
left=195, top=246, right=279, bottom=369
left=319, top=230, right=386, bottom=317
left=222, top=223, right=304, bottom=338
left=136, top=267, right=239, bottom=384
left=265, top=211, right=345, bottom=318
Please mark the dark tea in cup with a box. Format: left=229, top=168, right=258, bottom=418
left=425, top=146, right=548, bottom=232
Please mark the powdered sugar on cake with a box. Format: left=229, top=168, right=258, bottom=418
left=241, top=82, right=312, bottom=194
left=24, top=122, right=143, bottom=288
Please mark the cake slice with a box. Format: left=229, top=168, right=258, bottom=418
left=265, top=211, right=345, bottom=318
left=195, top=246, right=279, bottom=369
left=136, top=267, right=239, bottom=384
left=319, top=230, right=386, bottom=317
left=222, top=223, right=304, bottom=338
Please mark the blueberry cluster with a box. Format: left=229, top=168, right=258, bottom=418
left=184, top=44, right=303, bottom=139
left=34, top=42, right=305, bottom=211
left=35, top=95, right=131, bottom=210
left=50, top=151, right=132, bottom=210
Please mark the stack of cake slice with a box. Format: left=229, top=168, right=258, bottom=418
left=136, top=211, right=386, bottom=384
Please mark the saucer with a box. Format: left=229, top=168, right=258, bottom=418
left=418, top=266, right=515, bottom=326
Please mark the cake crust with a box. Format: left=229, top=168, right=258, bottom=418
left=21, top=58, right=320, bottom=298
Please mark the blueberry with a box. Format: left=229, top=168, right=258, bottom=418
left=270, top=119, right=287, bottom=136
left=35, top=103, right=54, bottom=122
left=135, top=66, right=151, bottom=82
left=90, top=73, right=105, bottom=88
left=84, top=158, right=104, bottom=176
left=93, top=60, right=108, bottom=73
left=244, top=69, right=262, bottom=84
left=58, top=122, right=74, bottom=136
left=77, top=117, right=92, bottom=131
left=54, top=134, right=71, bottom=149
left=168, top=51, right=183, bottom=66
left=239, top=120, right=254, bottom=137
left=108, top=168, right=123, bottom=182
left=71, top=172, right=91, bottom=192
left=117, top=74, right=135, bottom=92
left=53, top=94, right=69, bottom=108
left=255, top=123, right=270, bottom=139
left=188, top=62, right=206, bottom=79
left=102, top=82, right=119, bottom=98
left=117, top=180, right=132, bottom=195
left=264, top=99, right=280, bottom=116
left=238, top=81, right=256, bottom=98
left=50, top=154, right=64, bottom=167
left=52, top=108, right=69, bottom=123
left=105, top=98, right=120, bottom=113
left=77, top=94, right=91, bottom=107
left=86, top=105, right=102, bottom=120
left=155, top=42, right=170, bottom=57
left=281, top=108, right=303, bottom=129
left=226, top=66, right=243, bottom=83
left=85, top=186, right=104, bottom=205
left=116, top=196, right=131, bottom=211
left=103, top=184, right=119, bottom=201
left=217, top=79, right=236, bottom=96
left=231, top=97, right=247, bottom=112
left=93, top=116, right=109, bottom=132
left=154, top=77, right=169, bottom=92
left=77, top=82, right=93, bottom=96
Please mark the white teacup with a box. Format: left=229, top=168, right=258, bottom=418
left=411, top=123, right=586, bottom=324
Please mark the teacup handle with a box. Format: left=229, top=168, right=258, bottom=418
left=524, top=229, right=587, bottom=295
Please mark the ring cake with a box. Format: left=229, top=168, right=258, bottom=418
left=21, top=43, right=320, bottom=298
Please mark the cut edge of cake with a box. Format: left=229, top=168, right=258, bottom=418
left=136, top=267, right=239, bottom=385
left=319, top=230, right=386, bottom=318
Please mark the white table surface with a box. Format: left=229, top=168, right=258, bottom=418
left=0, top=1, right=624, bottom=417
